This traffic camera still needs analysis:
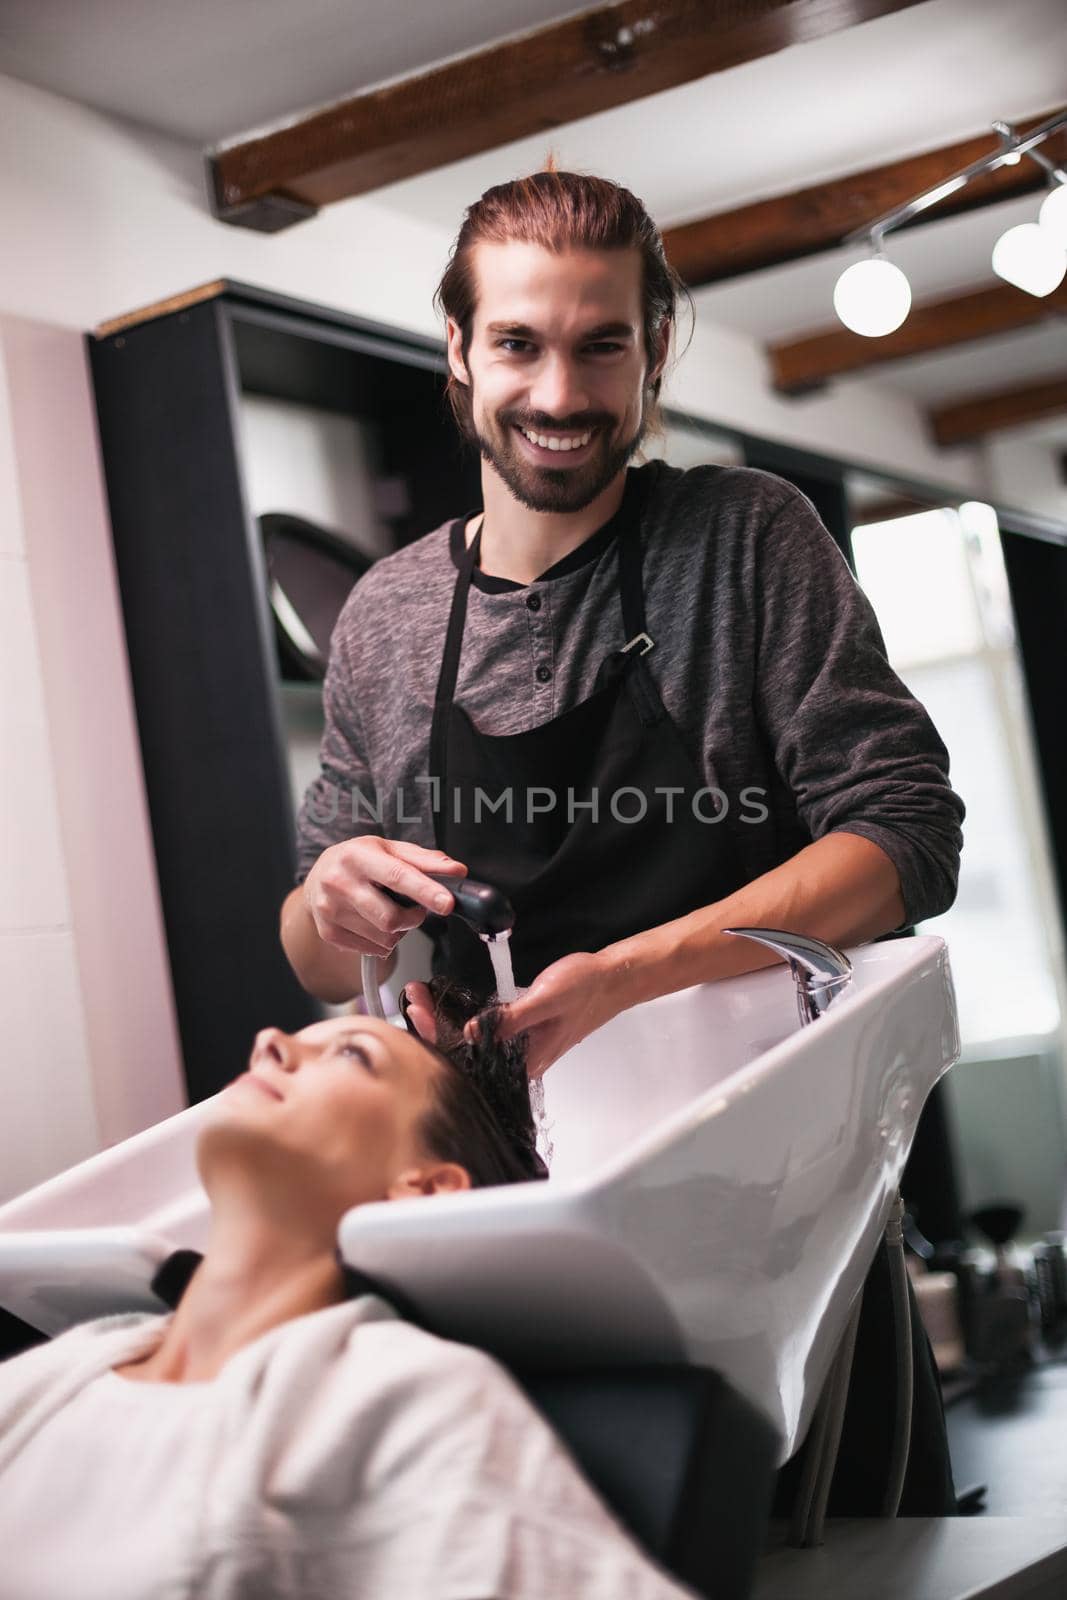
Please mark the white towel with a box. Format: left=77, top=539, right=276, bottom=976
left=0, top=1295, right=696, bottom=1599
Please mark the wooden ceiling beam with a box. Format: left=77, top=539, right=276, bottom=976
left=930, top=378, right=1067, bottom=448
left=209, top=0, right=933, bottom=233
left=769, top=279, right=1067, bottom=394
left=663, top=109, right=1067, bottom=288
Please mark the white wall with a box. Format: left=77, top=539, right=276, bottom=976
left=0, top=64, right=1058, bottom=1195
left=0, top=314, right=192, bottom=1203
left=0, top=74, right=449, bottom=340
left=0, top=336, right=105, bottom=1202
left=0, top=72, right=457, bottom=1196
left=664, top=315, right=990, bottom=502
left=984, top=434, right=1067, bottom=527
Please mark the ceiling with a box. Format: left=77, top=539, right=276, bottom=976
left=0, top=0, right=594, bottom=145
left=2, top=0, right=1066, bottom=449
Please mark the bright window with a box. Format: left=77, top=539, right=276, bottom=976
left=852, top=505, right=1064, bottom=1048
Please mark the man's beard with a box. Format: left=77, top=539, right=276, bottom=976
left=472, top=398, right=650, bottom=515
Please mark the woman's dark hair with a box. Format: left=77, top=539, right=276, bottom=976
left=432, top=154, right=693, bottom=448
left=401, top=977, right=548, bottom=1187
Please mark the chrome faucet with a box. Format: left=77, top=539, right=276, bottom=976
left=721, top=927, right=852, bottom=1026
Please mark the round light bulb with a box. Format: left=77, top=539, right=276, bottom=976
left=1038, top=184, right=1067, bottom=250
left=832, top=258, right=912, bottom=337
left=991, top=222, right=1066, bottom=297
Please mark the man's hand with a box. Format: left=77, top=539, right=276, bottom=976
left=402, top=836, right=905, bottom=1072
left=461, top=951, right=628, bottom=1079
left=303, top=837, right=467, bottom=959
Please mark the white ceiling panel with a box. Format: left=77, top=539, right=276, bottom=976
left=0, top=0, right=594, bottom=145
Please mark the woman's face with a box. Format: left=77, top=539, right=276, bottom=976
left=198, top=1015, right=466, bottom=1225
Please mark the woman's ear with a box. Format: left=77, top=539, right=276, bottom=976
left=387, top=1161, right=472, bottom=1201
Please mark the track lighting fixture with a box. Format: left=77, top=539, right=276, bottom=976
left=832, top=110, right=1067, bottom=336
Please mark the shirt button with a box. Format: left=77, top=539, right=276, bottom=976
left=535, top=665, right=552, bottom=683
left=526, top=593, right=542, bottom=612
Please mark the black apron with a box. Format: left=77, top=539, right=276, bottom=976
left=426, top=484, right=743, bottom=999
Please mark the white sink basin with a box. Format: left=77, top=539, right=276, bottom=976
left=0, top=935, right=958, bottom=1461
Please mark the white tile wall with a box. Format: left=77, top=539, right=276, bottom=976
left=0, top=928, right=100, bottom=1203
left=0, top=318, right=186, bottom=1202
left=0, top=354, right=24, bottom=557
left=0, top=556, right=72, bottom=933
left=0, top=336, right=94, bottom=1201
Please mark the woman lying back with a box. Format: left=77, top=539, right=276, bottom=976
left=0, top=982, right=691, bottom=1599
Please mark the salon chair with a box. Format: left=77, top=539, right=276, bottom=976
left=519, top=1363, right=779, bottom=1598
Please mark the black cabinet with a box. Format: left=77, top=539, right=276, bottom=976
left=89, top=281, right=479, bottom=1102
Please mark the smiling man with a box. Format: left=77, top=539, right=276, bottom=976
left=283, top=160, right=963, bottom=1083
left=278, top=160, right=963, bottom=1521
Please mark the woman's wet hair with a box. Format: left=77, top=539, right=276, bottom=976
left=400, top=978, right=548, bottom=1187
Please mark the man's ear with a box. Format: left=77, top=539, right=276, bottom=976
left=387, top=1161, right=472, bottom=1200
left=648, top=318, right=672, bottom=390
left=445, top=319, right=470, bottom=387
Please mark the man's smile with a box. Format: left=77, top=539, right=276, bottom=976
left=511, top=423, right=600, bottom=465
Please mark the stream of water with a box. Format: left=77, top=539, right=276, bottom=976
left=485, top=932, right=553, bottom=1169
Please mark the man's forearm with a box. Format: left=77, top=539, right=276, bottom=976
left=280, top=886, right=397, bottom=1004
left=602, top=832, right=907, bottom=1008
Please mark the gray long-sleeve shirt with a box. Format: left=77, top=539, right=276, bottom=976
left=295, top=460, right=964, bottom=928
